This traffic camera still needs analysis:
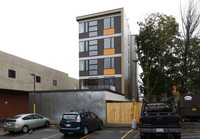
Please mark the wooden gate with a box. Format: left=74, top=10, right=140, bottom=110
left=106, top=102, right=142, bottom=124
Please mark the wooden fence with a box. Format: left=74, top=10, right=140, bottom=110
left=106, top=102, right=142, bottom=124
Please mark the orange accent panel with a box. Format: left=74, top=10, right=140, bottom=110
left=104, top=48, right=115, bottom=55
left=104, top=28, right=115, bottom=35
left=104, top=69, right=115, bottom=75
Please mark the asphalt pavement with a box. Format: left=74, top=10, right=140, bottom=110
left=0, top=119, right=5, bottom=128
left=1, top=121, right=200, bottom=139
left=0, top=119, right=133, bottom=129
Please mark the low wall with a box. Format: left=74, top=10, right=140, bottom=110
left=29, top=90, right=107, bottom=123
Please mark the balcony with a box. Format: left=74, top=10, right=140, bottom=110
left=81, top=85, right=116, bottom=91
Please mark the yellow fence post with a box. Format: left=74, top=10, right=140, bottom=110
left=133, top=101, right=136, bottom=120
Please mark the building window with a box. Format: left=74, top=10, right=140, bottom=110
left=53, top=80, right=57, bottom=86
left=79, top=22, right=88, bottom=33
left=89, top=26, right=97, bottom=31
left=104, top=17, right=114, bottom=29
left=104, top=58, right=114, bottom=69
left=89, top=70, right=97, bottom=75
left=89, top=51, right=97, bottom=56
left=80, top=79, right=98, bottom=89
left=89, top=21, right=97, bottom=26
left=89, top=20, right=97, bottom=37
left=8, top=69, right=16, bottom=78
left=104, top=37, right=114, bottom=49
left=36, top=76, right=41, bottom=83
left=104, top=77, right=115, bottom=86
left=89, top=45, right=97, bottom=51
left=89, top=40, right=97, bottom=45
left=89, top=59, right=98, bottom=75
left=89, top=65, right=97, bottom=70
left=89, top=59, right=97, bottom=64
left=79, top=41, right=88, bottom=52
left=79, top=60, right=88, bottom=71
left=89, top=40, right=98, bottom=56
left=89, top=32, right=97, bottom=37
left=79, top=23, right=84, bottom=33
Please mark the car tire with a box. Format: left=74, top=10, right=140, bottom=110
left=99, top=122, right=103, bottom=130
left=174, top=136, right=181, bottom=139
left=83, top=126, right=89, bottom=136
left=8, top=131, right=14, bottom=134
left=174, top=134, right=181, bottom=139
left=22, top=125, right=29, bottom=133
left=64, top=132, right=69, bottom=136
left=140, top=135, right=146, bottom=139
left=44, top=121, right=49, bottom=127
left=140, top=133, right=146, bottom=139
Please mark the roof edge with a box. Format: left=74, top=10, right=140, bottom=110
left=76, top=8, right=123, bottom=21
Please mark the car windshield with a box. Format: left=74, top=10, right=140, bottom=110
left=145, top=104, right=172, bottom=112
left=63, top=114, right=78, bottom=120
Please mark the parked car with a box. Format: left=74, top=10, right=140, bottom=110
left=60, top=111, right=103, bottom=135
left=139, top=98, right=181, bottom=139
left=3, top=113, right=50, bottom=133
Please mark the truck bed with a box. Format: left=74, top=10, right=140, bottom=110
left=140, top=112, right=180, bottom=127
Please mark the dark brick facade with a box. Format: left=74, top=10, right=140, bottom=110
left=79, top=36, right=121, bottom=58
left=78, top=13, right=123, bottom=94
left=79, top=15, right=121, bottom=39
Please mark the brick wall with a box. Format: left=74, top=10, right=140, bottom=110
left=0, top=89, right=29, bottom=119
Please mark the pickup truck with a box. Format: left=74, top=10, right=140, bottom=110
left=139, top=98, right=181, bottom=139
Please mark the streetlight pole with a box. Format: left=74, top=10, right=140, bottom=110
left=132, top=59, right=138, bottom=129
left=132, top=59, right=138, bottom=102
left=30, top=74, right=35, bottom=114
left=132, top=59, right=138, bottom=120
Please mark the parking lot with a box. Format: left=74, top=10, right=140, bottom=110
left=0, top=126, right=138, bottom=139
left=1, top=122, right=200, bottom=139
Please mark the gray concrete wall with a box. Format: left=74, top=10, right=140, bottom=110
left=0, top=50, right=79, bottom=91
left=29, top=90, right=107, bottom=123
left=121, top=9, right=132, bottom=98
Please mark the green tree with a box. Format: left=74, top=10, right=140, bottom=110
left=135, top=13, right=180, bottom=101
left=184, top=37, right=200, bottom=94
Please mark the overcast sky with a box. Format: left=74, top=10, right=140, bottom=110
left=0, top=0, right=186, bottom=79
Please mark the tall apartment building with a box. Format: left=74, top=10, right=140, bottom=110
left=76, top=8, right=136, bottom=98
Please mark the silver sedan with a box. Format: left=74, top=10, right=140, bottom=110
left=3, top=113, right=50, bottom=133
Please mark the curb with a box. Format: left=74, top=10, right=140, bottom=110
left=49, top=123, right=133, bottom=128
left=104, top=123, right=132, bottom=128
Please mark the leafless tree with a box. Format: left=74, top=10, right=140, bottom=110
left=180, top=0, right=200, bottom=94
left=181, top=0, right=200, bottom=38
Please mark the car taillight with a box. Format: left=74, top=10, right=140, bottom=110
left=178, top=117, right=182, bottom=126
left=60, top=116, right=63, bottom=122
left=139, top=118, right=142, bottom=126
left=77, top=115, right=81, bottom=122
left=15, top=122, right=19, bottom=127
